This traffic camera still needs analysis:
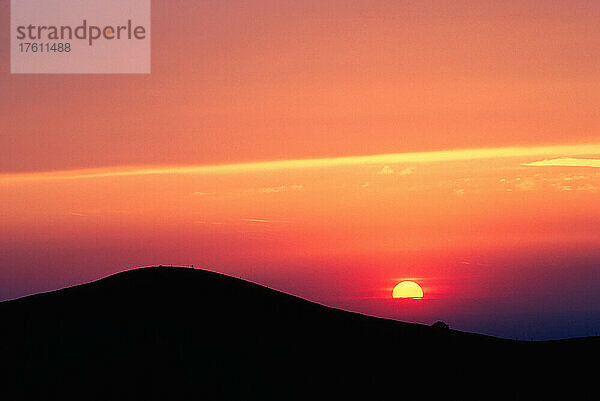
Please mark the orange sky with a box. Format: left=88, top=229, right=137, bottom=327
left=2, top=0, right=600, bottom=339
left=2, top=1, right=600, bottom=172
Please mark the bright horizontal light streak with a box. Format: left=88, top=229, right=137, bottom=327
left=522, top=157, right=600, bottom=168
left=1, top=143, right=599, bottom=183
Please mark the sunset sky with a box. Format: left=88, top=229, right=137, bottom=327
left=2, top=0, right=600, bottom=339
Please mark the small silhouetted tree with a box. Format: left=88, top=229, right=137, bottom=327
left=431, top=321, right=449, bottom=330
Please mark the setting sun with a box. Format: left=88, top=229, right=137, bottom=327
left=392, top=281, right=424, bottom=299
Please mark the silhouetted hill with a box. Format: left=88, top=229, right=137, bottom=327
left=0, top=266, right=596, bottom=400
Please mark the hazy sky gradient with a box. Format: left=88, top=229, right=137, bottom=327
left=2, top=0, right=600, bottom=339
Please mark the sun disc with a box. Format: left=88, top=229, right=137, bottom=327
left=392, top=281, right=423, bottom=299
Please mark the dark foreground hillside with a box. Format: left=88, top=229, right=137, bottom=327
left=0, top=266, right=596, bottom=400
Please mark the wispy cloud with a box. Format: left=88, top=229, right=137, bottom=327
left=500, top=174, right=597, bottom=192
left=256, top=185, right=304, bottom=194
left=555, top=184, right=597, bottom=192
left=239, top=218, right=291, bottom=223
left=459, top=258, right=489, bottom=267
left=376, top=166, right=414, bottom=176
left=515, top=178, right=536, bottom=191
left=376, top=166, right=395, bottom=175
left=2, top=143, right=599, bottom=183
left=399, top=167, right=415, bottom=176
left=197, top=218, right=293, bottom=224
left=522, top=158, right=600, bottom=168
